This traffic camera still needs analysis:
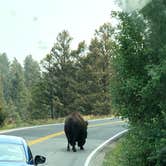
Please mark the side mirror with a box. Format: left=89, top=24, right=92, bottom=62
left=34, top=155, right=46, bottom=165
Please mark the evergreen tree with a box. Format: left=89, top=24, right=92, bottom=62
left=41, top=53, right=58, bottom=119
left=0, top=53, right=10, bottom=103
left=76, top=23, right=114, bottom=115
left=8, top=58, right=28, bottom=121
left=0, top=78, right=6, bottom=126
left=41, top=30, right=76, bottom=118
left=23, top=55, right=41, bottom=119
left=30, top=77, right=50, bottom=119
left=24, top=55, right=40, bottom=88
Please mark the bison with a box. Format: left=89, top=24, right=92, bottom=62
left=64, top=112, right=88, bottom=152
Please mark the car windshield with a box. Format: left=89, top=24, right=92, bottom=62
left=0, top=143, right=26, bottom=162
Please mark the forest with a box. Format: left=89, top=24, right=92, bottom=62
left=0, top=23, right=113, bottom=124
left=0, top=0, right=166, bottom=165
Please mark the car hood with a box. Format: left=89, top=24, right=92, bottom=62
left=0, top=161, right=32, bottom=166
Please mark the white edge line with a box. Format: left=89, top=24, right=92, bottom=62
left=0, top=123, right=64, bottom=134
left=84, top=129, right=128, bottom=166
left=0, top=117, right=118, bottom=134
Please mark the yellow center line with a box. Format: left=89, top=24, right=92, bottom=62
left=28, top=120, right=125, bottom=146
left=89, top=120, right=124, bottom=128
left=28, top=131, right=64, bottom=146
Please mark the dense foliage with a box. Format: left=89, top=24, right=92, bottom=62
left=110, top=0, right=166, bottom=165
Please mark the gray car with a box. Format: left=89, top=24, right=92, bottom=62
left=0, top=135, right=46, bottom=166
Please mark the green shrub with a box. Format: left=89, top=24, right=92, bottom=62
left=0, top=107, right=6, bottom=126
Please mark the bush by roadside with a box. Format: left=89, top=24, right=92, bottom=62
left=103, top=128, right=166, bottom=166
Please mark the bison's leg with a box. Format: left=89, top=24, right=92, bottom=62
left=67, top=142, right=70, bottom=151
left=64, top=124, right=72, bottom=151
left=67, top=133, right=76, bottom=152
left=71, top=136, right=77, bottom=152
left=72, top=146, right=76, bottom=152
left=78, top=141, right=84, bottom=150
left=80, top=146, right=84, bottom=150
left=71, top=141, right=76, bottom=152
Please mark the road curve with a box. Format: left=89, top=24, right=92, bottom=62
left=0, top=118, right=127, bottom=166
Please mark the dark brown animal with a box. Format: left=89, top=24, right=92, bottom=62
left=64, top=112, right=88, bottom=152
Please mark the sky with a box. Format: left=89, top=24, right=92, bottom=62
left=0, top=0, right=119, bottom=64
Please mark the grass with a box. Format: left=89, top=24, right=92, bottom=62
left=0, top=114, right=114, bottom=131
left=102, top=137, right=126, bottom=166
left=0, top=118, right=64, bottom=131
left=83, top=114, right=114, bottom=121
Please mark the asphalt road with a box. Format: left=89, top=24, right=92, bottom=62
left=1, top=118, right=127, bottom=166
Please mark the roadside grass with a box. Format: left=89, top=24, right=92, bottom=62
left=103, top=137, right=126, bottom=166
left=0, top=114, right=114, bottom=131
left=84, top=114, right=114, bottom=121
left=0, top=118, right=64, bottom=131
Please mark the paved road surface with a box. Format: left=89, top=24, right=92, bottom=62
left=0, top=118, right=127, bottom=166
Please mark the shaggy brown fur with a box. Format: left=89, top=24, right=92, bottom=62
left=64, top=112, right=88, bottom=152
